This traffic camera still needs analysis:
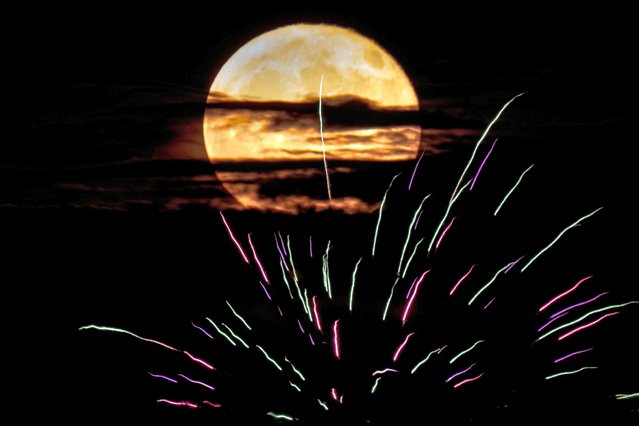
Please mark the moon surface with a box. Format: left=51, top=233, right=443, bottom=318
left=203, top=24, right=421, bottom=212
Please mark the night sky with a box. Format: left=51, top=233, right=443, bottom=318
left=4, top=1, right=637, bottom=424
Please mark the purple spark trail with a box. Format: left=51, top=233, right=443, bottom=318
left=483, top=297, right=496, bottom=310
left=393, top=332, right=415, bottom=362
left=148, top=372, right=177, bottom=383
left=191, top=322, right=214, bottom=340
left=537, top=312, right=568, bottom=333
left=550, top=292, right=608, bottom=319
left=539, top=275, right=593, bottom=312
left=446, top=363, right=476, bottom=383
left=470, top=138, right=497, bottom=191
left=178, top=374, right=216, bottom=391
left=503, top=256, right=525, bottom=274
left=219, top=211, right=250, bottom=264
left=554, top=348, right=593, bottom=363
left=558, top=311, right=620, bottom=341
left=259, top=281, right=272, bottom=301
left=450, top=265, right=476, bottom=296
left=408, top=150, right=425, bottom=191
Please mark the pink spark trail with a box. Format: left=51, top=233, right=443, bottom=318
left=309, top=236, right=313, bottom=258
left=446, top=363, right=476, bottom=383
left=184, top=351, right=216, bottom=371
left=554, top=348, right=593, bottom=363
left=202, top=401, right=222, bottom=408
left=157, top=399, right=198, bottom=409
left=558, top=311, right=620, bottom=341
left=248, top=233, right=270, bottom=284
left=450, top=265, right=476, bottom=296
left=453, top=372, right=484, bottom=389
left=470, top=138, right=497, bottom=191
left=191, top=322, right=214, bottom=340
left=483, top=297, right=496, bottom=310
left=297, top=319, right=305, bottom=334
left=402, top=270, right=430, bottom=324
left=539, top=275, right=593, bottom=312
left=219, top=211, right=249, bottom=264
left=393, top=332, right=415, bottom=362
left=372, top=368, right=398, bottom=376
left=435, top=217, right=456, bottom=251
left=332, top=320, right=341, bottom=359
left=550, top=292, right=608, bottom=319
left=312, top=296, right=323, bottom=332
left=408, top=150, right=425, bottom=191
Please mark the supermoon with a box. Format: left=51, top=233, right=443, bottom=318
left=204, top=24, right=421, bottom=212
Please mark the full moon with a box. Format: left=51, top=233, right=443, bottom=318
left=204, top=24, right=421, bottom=212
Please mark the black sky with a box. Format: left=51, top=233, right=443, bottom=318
left=4, top=1, right=638, bottom=424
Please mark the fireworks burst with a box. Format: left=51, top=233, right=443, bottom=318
left=81, top=95, right=637, bottom=424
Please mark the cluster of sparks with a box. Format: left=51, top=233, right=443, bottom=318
left=81, top=94, right=637, bottom=422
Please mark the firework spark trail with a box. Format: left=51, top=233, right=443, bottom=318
left=448, top=93, right=525, bottom=205
left=275, top=234, right=290, bottom=272
left=383, top=278, right=400, bottom=321
left=277, top=232, right=287, bottom=255
left=402, top=270, right=430, bottom=324
left=219, top=211, right=250, bottom=264
left=221, top=323, right=250, bottom=348
left=349, top=257, right=363, bottom=312
left=323, top=240, right=333, bottom=299
left=178, top=374, right=216, bottom=391
left=267, top=412, right=295, bottom=421
left=550, top=292, right=608, bottom=319
left=537, top=312, right=568, bottom=333
left=371, top=377, right=382, bottom=394
left=372, top=368, right=398, bottom=376
left=558, top=311, right=620, bottom=341
left=203, top=401, right=222, bottom=408
left=255, top=344, right=283, bottom=371
left=483, top=297, right=496, bottom=310
left=398, top=195, right=431, bottom=276
left=157, top=399, right=198, bottom=408
left=503, top=255, right=525, bottom=274
left=554, top=348, right=593, bottom=363
left=309, top=236, right=313, bottom=258
left=616, top=393, right=639, bottom=400
left=191, top=322, right=215, bottom=339
left=468, top=260, right=516, bottom=306
left=520, top=207, right=603, bottom=273
left=453, top=372, right=484, bottom=389
left=470, top=138, right=497, bottom=191
left=79, top=325, right=179, bottom=352
left=285, top=357, right=306, bottom=382
left=411, top=347, right=443, bottom=374
left=539, top=275, right=594, bottom=312
left=289, top=381, right=302, bottom=392
left=205, top=318, right=237, bottom=346
left=536, top=301, right=638, bottom=342
left=308, top=333, right=316, bottom=346
left=414, top=210, right=424, bottom=230
left=248, top=233, right=270, bottom=284
left=408, top=150, right=425, bottom=191
left=148, top=372, right=177, bottom=383
left=317, top=399, right=329, bottom=411
left=405, top=276, right=418, bottom=299
left=427, top=180, right=470, bottom=255
left=312, top=296, right=323, bottom=332
left=184, top=351, right=216, bottom=370
left=279, top=260, right=295, bottom=299
left=332, top=320, right=341, bottom=359
left=445, top=363, right=476, bottom=383
left=494, top=164, right=534, bottom=216
left=318, top=74, right=333, bottom=206
left=331, top=387, right=339, bottom=401
left=402, top=238, right=424, bottom=280
left=545, top=366, right=598, bottom=380
left=226, top=301, right=253, bottom=331
left=304, top=290, right=313, bottom=323
left=449, top=265, right=476, bottom=296
left=449, top=340, right=484, bottom=364
left=435, top=217, right=456, bottom=251
left=372, top=173, right=401, bottom=257
left=296, top=319, right=305, bottom=334
left=286, top=236, right=299, bottom=283
left=259, top=281, right=273, bottom=301
left=392, top=332, right=415, bottom=362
